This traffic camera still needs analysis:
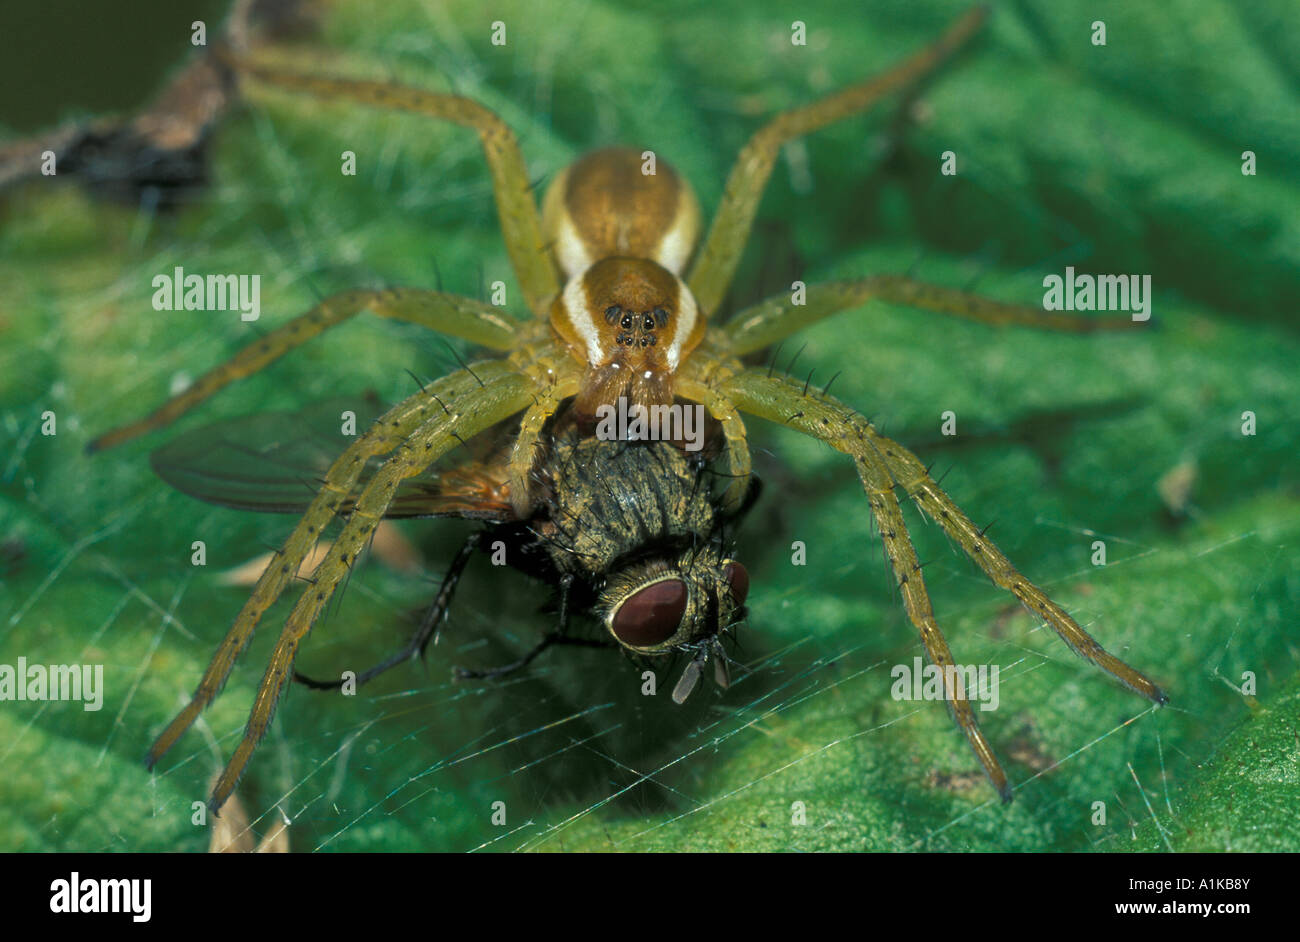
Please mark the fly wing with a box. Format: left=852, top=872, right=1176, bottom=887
left=149, top=393, right=518, bottom=521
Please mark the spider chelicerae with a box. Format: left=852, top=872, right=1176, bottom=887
left=90, top=5, right=1166, bottom=810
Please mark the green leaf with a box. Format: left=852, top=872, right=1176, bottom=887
left=1126, top=676, right=1300, bottom=853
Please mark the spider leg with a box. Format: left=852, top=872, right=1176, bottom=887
left=724, top=275, right=1142, bottom=356
left=292, top=533, right=480, bottom=690
left=221, top=53, right=559, bottom=315
left=207, top=367, right=536, bottom=811
left=719, top=366, right=1168, bottom=795
left=725, top=365, right=1167, bottom=703
left=678, top=371, right=752, bottom=512
left=144, top=359, right=525, bottom=777
left=717, top=365, right=1009, bottom=797
left=89, top=288, right=519, bottom=451
left=687, top=5, right=988, bottom=315
left=508, top=374, right=581, bottom=515
left=860, top=445, right=1011, bottom=800
left=854, top=418, right=1168, bottom=705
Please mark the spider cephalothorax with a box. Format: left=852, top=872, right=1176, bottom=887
left=92, top=6, right=1166, bottom=812
left=552, top=255, right=704, bottom=416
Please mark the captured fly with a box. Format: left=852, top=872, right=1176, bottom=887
left=149, top=395, right=753, bottom=703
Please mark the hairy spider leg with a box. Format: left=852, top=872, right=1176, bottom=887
left=676, top=374, right=752, bottom=513
left=857, top=419, right=1168, bottom=704
left=206, top=366, right=536, bottom=810
left=687, top=4, right=990, bottom=316
left=89, top=289, right=519, bottom=451
left=221, top=51, right=559, bottom=315
left=717, top=367, right=1167, bottom=799
left=724, top=275, right=1143, bottom=356
left=508, top=371, right=582, bottom=515
left=144, top=361, right=527, bottom=781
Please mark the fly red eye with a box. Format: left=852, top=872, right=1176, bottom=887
left=611, top=579, right=687, bottom=647
left=724, top=561, right=749, bottom=605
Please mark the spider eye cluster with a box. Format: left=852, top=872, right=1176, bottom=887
left=603, top=304, right=672, bottom=348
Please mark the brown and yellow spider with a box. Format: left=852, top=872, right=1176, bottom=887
left=91, top=5, right=1166, bottom=811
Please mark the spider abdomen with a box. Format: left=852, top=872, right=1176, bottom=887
left=541, top=146, right=700, bottom=278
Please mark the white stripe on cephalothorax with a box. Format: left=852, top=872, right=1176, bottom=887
left=665, top=282, right=699, bottom=370
left=560, top=267, right=603, bottom=364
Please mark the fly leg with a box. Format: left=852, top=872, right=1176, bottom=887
left=453, top=574, right=614, bottom=680
left=293, top=534, right=480, bottom=689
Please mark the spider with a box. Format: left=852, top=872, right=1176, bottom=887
left=90, top=5, right=1166, bottom=811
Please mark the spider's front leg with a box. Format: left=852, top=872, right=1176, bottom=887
left=219, top=52, right=559, bottom=315
left=677, top=370, right=753, bottom=513
left=508, top=381, right=581, bottom=516
left=715, top=365, right=1010, bottom=798
left=688, top=5, right=989, bottom=315
left=143, top=360, right=531, bottom=801
left=89, top=288, right=520, bottom=451
left=205, top=364, right=537, bottom=811
left=724, top=275, right=1143, bottom=357
left=716, top=366, right=1167, bottom=800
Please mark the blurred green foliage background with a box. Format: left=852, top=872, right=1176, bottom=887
left=0, top=0, right=1296, bottom=851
